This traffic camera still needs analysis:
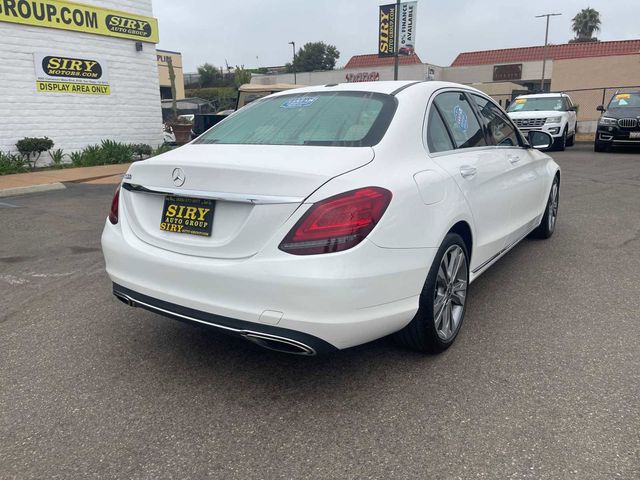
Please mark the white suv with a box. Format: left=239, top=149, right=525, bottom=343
left=507, top=93, right=577, bottom=151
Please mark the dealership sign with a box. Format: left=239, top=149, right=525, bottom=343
left=346, top=72, right=380, bottom=82
left=34, top=53, right=110, bottom=95
left=398, top=2, right=417, bottom=55
left=493, top=64, right=523, bottom=81
left=0, top=0, right=159, bottom=43
left=378, top=2, right=417, bottom=57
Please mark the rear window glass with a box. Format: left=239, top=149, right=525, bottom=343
left=195, top=91, right=397, bottom=147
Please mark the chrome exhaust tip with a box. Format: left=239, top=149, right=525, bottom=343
left=242, top=332, right=316, bottom=356
left=114, top=291, right=136, bottom=307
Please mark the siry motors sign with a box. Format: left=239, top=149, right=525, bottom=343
left=0, top=0, right=159, bottom=43
left=34, top=53, right=110, bottom=95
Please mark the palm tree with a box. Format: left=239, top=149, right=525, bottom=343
left=570, top=7, right=601, bottom=43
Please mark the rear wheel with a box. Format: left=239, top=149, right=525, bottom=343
left=530, top=176, right=559, bottom=239
left=395, top=233, right=469, bottom=353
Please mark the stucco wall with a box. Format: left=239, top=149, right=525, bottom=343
left=251, top=64, right=434, bottom=86
left=0, top=0, right=162, bottom=159
left=157, top=50, right=185, bottom=100
left=551, top=54, right=640, bottom=127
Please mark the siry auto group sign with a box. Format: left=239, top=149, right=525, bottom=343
left=34, top=53, right=110, bottom=95
left=0, top=0, right=159, bottom=43
left=378, top=1, right=417, bottom=57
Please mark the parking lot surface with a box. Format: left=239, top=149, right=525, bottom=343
left=1, top=143, right=639, bottom=479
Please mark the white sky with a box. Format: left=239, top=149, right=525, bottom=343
left=153, top=0, right=640, bottom=72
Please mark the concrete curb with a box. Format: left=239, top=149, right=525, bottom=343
left=0, top=182, right=66, bottom=198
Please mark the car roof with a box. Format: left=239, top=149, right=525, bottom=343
left=266, top=81, right=485, bottom=98
left=515, top=93, right=569, bottom=99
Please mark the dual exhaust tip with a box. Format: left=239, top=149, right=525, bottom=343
left=114, top=292, right=316, bottom=356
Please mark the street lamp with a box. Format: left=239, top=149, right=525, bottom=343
left=288, top=41, right=296, bottom=84
left=536, top=13, right=562, bottom=92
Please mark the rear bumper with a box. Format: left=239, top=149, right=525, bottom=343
left=102, top=219, right=435, bottom=350
left=112, top=283, right=336, bottom=355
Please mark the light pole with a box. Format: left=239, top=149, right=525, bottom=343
left=288, top=41, right=296, bottom=84
left=536, top=13, right=561, bottom=92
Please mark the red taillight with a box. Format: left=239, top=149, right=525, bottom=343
left=279, top=187, right=392, bottom=255
left=108, top=184, right=121, bottom=224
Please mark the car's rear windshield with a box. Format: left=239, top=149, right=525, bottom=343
left=195, top=91, right=397, bottom=147
left=608, top=93, right=640, bottom=108
left=507, top=97, right=564, bottom=112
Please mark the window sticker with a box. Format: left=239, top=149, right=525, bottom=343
left=515, top=98, right=527, bottom=104
left=618, top=99, right=629, bottom=106
left=616, top=94, right=631, bottom=99
left=453, top=105, right=468, bottom=131
left=280, top=96, right=319, bottom=109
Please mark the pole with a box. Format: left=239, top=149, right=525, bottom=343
left=289, top=41, right=296, bottom=84
left=536, top=13, right=561, bottom=92
left=393, top=0, right=400, bottom=80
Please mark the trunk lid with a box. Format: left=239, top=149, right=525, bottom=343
left=121, top=144, right=374, bottom=259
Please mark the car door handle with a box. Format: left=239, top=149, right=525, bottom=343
left=508, top=155, right=522, bottom=165
left=459, top=166, right=477, bottom=179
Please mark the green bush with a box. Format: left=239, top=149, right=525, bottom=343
left=0, top=151, right=27, bottom=175
left=100, top=140, right=134, bottom=165
left=131, top=143, right=152, bottom=160
left=49, top=148, right=66, bottom=167
left=152, top=143, right=174, bottom=156
left=16, top=137, right=54, bottom=170
left=185, top=87, right=236, bottom=110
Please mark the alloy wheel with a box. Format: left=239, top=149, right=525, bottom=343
left=548, top=181, right=559, bottom=231
left=433, top=245, right=468, bottom=341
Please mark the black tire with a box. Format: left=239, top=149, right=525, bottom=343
left=554, top=128, right=567, bottom=151
left=567, top=131, right=575, bottom=147
left=530, top=176, right=560, bottom=239
left=594, top=141, right=610, bottom=153
left=395, top=233, right=469, bottom=354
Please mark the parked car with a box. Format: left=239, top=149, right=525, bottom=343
left=507, top=93, right=577, bottom=151
left=595, top=91, right=640, bottom=152
left=399, top=43, right=415, bottom=56
left=102, top=81, right=559, bottom=356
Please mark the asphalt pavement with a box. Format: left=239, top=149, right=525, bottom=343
left=1, top=143, right=639, bottom=479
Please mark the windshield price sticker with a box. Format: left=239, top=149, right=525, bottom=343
left=615, top=94, right=631, bottom=99
left=453, top=105, right=468, bottom=131
left=281, top=97, right=318, bottom=109
left=515, top=98, right=527, bottom=104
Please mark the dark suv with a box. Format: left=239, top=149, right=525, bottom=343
left=595, top=92, right=640, bottom=152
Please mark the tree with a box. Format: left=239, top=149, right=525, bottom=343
left=287, top=42, right=340, bottom=73
left=234, top=65, right=252, bottom=87
left=570, top=7, right=601, bottom=43
left=197, top=63, right=221, bottom=87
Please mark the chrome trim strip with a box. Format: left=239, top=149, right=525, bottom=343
left=113, top=291, right=316, bottom=355
left=471, top=228, right=535, bottom=275
left=122, top=182, right=304, bottom=205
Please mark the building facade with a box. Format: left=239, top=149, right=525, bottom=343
left=157, top=49, right=185, bottom=100
left=0, top=0, right=163, bottom=158
left=251, top=40, right=640, bottom=133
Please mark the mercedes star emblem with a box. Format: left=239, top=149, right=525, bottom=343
left=172, top=167, right=185, bottom=187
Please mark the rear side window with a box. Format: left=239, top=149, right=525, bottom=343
left=471, top=94, right=520, bottom=147
left=195, top=91, right=397, bottom=147
left=433, top=92, right=487, bottom=149
left=426, top=107, right=454, bottom=153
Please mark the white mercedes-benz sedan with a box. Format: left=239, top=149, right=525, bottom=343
left=102, top=81, right=560, bottom=355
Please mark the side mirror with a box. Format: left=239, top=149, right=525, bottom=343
left=569, top=106, right=578, bottom=112
left=527, top=131, right=553, bottom=150
left=596, top=105, right=605, bottom=112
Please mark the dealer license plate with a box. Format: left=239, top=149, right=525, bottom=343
left=629, top=131, right=640, bottom=139
left=160, top=196, right=214, bottom=237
